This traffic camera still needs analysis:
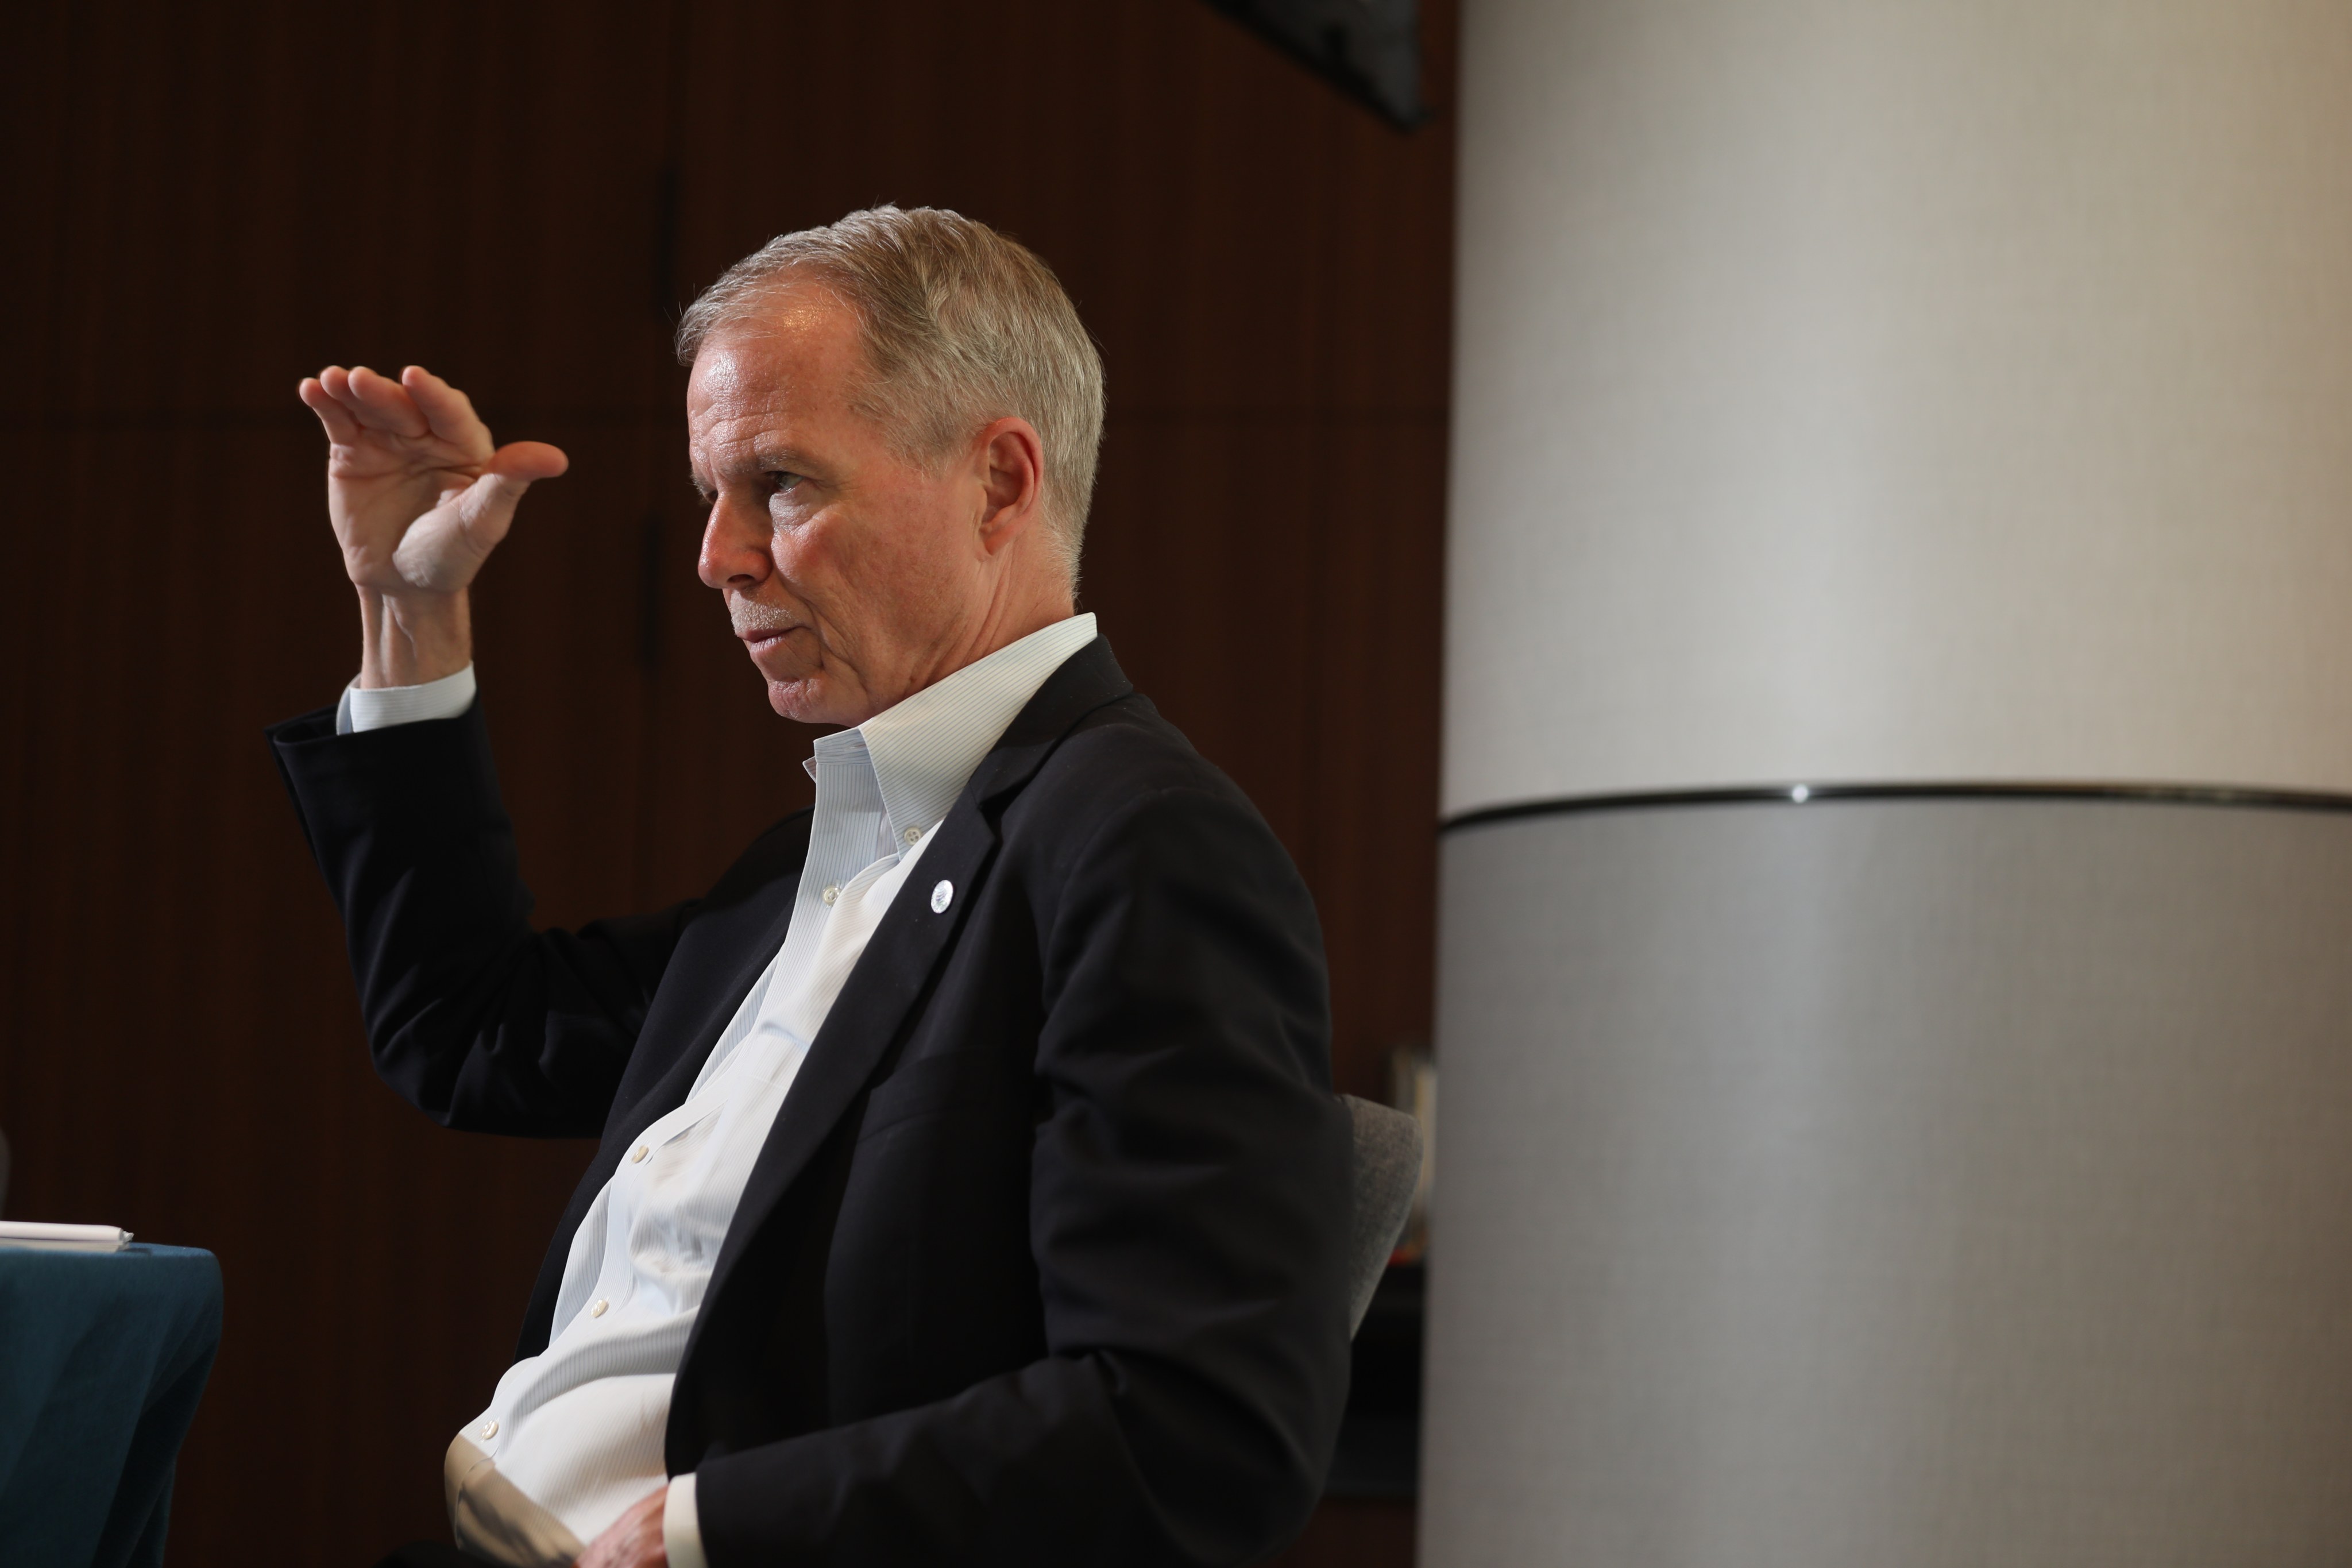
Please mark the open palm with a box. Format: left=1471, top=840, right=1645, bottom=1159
left=298, top=364, right=568, bottom=596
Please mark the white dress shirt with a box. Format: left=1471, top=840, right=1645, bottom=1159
left=342, top=614, right=1099, bottom=1566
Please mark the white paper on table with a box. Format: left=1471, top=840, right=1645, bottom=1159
left=0, top=1221, right=133, bottom=1252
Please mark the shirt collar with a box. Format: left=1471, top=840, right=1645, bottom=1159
left=803, top=614, right=1098, bottom=844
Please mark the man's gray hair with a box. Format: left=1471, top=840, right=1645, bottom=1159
left=677, top=206, right=1107, bottom=581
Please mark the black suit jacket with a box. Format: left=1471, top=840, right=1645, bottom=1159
left=269, top=639, right=1353, bottom=1566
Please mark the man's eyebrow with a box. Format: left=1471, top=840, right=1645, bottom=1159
left=695, top=445, right=820, bottom=481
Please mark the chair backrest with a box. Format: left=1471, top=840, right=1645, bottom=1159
left=1341, top=1094, right=1423, bottom=1335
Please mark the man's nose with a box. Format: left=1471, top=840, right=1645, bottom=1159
left=697, top=499, right=771, bottom=592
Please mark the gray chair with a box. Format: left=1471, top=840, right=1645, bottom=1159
left=1341, top=1094, right=1423, bottom=1335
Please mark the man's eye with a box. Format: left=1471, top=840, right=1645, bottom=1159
left=767, top=471, right=804, bottom=495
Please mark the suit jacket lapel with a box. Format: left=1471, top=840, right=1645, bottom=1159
left=605, top=815, right=811, bottom=1149
left=522, top=811, right=812, bottom=1357
left=695, top=637, right=1138, bottom=1310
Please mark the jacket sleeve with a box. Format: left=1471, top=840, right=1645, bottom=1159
left=269, top=699, right=691, bottom=1138
left=692, top=782, right=1355, bottom=1566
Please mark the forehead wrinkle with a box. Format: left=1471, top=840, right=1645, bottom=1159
left=694, top=404, right=798, bottom=465
left=686, top=299, right=870, bottom=488
left=689, top=432, right=836, bottom=500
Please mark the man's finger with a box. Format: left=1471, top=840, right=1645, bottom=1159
left=488, top=440, right=570, bottom=482
left=403, top=365, right=489, bottom=446
left=298, top=377, right=361, bottom=445
left=342, top=365, right=431, bottom=437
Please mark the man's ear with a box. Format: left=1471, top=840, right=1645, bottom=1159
left=974, top=416, right=1046, bottom=557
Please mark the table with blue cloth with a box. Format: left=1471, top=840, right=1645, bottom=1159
left=0, top=1245, right=224, bottom=1568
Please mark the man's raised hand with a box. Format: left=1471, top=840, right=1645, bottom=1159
left=297, top=364, right=568, bottom=687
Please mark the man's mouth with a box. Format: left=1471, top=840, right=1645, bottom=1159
left=731, top=603, right=804, bottom=654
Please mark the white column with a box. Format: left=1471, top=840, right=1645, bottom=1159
left=1429, top=5, right=2352, bottom=1563
left=1445, top=0, right=2352, bottom=816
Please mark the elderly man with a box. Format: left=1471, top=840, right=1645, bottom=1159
left=272, top=207, right=1351, bottom=1567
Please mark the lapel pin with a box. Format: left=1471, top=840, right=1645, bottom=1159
left=930, top=880, right=954, bottom=913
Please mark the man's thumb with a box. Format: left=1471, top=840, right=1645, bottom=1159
left=454, top=470, right=538, bottom=551
left=491, top=439, right=570, bottom=482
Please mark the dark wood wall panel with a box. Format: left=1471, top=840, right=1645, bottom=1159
left=0, top=3, right=1453, bottom=1562
left=7, top=2, right=683, bottom=426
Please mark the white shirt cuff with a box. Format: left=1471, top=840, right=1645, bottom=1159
left=663, top=1473, right=706, bottom=1568
left=334, top=664, right=478, bottom=735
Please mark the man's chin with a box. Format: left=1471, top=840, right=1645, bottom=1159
left=766, top=674, right=866, bottom=727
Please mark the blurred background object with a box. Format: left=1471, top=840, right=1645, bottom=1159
left=1204, top=0, right=1426, bottom=125
left=1322, top=1046, right=1435, bottom=1504
left=1386, top=1043, right=1434, bottom=1266
left=1326, top=1256, right=1423, bottom=1505
left=0, top=2, right=1453, bottom=1562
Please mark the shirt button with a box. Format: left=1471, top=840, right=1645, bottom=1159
left=590, top=1298, right=609, bottom=1318
left=821, top=884, right=841, bottom=905
left=629, top=1145, right=649, bottom=1164
left=480, top=1419, right=499, bottom=1439
left=902, top=825, right=922, bottom=844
